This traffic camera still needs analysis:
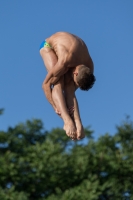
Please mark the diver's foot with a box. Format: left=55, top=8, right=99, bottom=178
left=63, top=120, right=77, bottom=140
left=75, top=122, right=85, bottom=140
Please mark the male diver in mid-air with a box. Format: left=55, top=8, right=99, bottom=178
left=39, top=32, right=95, bottom=140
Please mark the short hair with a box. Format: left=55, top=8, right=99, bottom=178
left=76, top=65, right=96, bottom=91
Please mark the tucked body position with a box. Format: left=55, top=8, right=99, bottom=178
left=39, top=32, right=96, bottom=140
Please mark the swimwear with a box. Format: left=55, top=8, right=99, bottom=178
left=39, top=41, right=53, bottom=50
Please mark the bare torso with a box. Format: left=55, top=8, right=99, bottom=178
left=46, top=32, right=94, bottom=71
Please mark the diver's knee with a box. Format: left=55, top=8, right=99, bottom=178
left=53, top=76, right=64, bottom=89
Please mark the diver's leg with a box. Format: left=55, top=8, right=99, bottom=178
left=40, top=47, right=77, bottom=139
left=64, top=80, right=85, bottom=140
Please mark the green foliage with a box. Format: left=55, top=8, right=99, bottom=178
left=0, top=186, right=28, bottom=200
left=0, top=117, right=133, bottom=199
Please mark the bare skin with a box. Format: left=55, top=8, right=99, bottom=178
left=40, top=32, right=94, bottom=140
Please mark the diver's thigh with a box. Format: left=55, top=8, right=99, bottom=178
left=40, top=48, right=58, bottom=71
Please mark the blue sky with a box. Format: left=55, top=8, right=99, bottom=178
left=0, top=1, right=133, bottom=138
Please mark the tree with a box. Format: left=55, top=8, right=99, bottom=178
left=0, top=117, right=133, bottom=200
